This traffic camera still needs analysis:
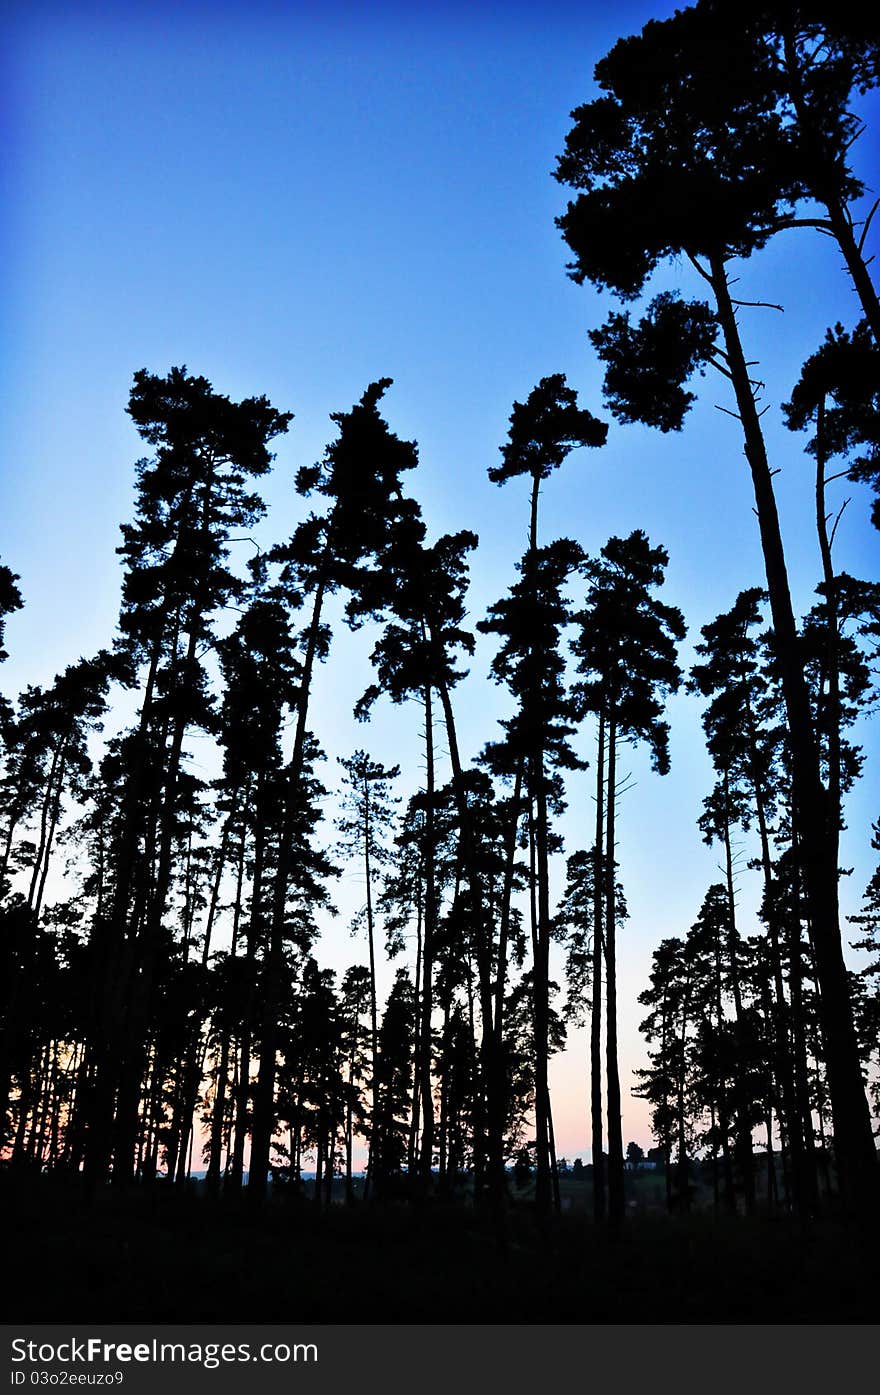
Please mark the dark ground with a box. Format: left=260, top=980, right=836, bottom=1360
left=4, top=1173, right=878, bottom=1323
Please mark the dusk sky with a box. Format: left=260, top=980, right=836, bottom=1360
left=3, top=0, right=878, bottom=1161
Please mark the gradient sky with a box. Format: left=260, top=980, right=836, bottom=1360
left=2, top=0, right=878, bottom=1161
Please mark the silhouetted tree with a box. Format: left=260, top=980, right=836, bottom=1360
left=336, top=751, right=399, bottom=1197
left=484, top=374, right=604, bottom=1210
left=0, top=563, right=22, bottom=668
left=77, top=366, right=291, bottom=1190
left=703, top=1, right=880, bottom=342
left=626, top=1140, right=644, bottom=1170
left=555, top=15, right=876, bottom=1202
left=850, top=820, right=880, bottom=1126
left=371, top=967, right=417, bottom=1197
left=573, top=531, right=684, bottom=1225
left=480, top=537, right=584, bottom=1214
left=338, top=964, right=371, bottom=1202
left=0, top=563, right=22, bottom=767
left=636, top=936, right=694, bottom=1211
left=490, top=374, right=607, bottom=553
left=355, top=516, right=501, bottom=1198
left=248, top=379, right=419, bottom=1199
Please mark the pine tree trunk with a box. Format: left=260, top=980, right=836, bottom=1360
left=605, top=717, right=625, bottom=1227
left=82, top=633, right=163, bottom=1195
left=114, top=591, right=209, bottom=1181
left=488, top=762, right=523, bottom=1208
left=788, top=820, right=820, bottom=1206
left=27, top=734, right=68, bottom=913
left=721, top=772, right=756, bottom=1214
left=432, top=671, right=498, bottom=1206
left=249, top=575, right=326, bottom=1199
left=592, top=712, right=606, bottom=1223
left=363, top=774, right=380, bottom=1198
left=532, top=775, right=553, bottom=1217
left=112, top=471, right=218, bottom=1186
left=822, top=197, right=880, bottom=347
left=712, top=924, right=736, bottom=1214
left=748, top=733, right=810, bottom=1213
left=231, top=772, right=267, bottom=1191
left=708, top=252, right=876, bottom=1208
left=814, top=408, right=842, bottom=884
left=408, top=874, right=423, bottom=1178
left=418, top=684, right=436, bottom=1191
left=205, top=797, right=248, bottom=1194
left=676, top=958, right=694, bottom=1212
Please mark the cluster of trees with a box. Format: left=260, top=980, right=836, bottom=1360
left=1, top=0, right=878, bottom=1223
left=552, top=0, right=880, bottom=1217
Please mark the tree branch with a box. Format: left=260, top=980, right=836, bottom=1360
left=776, top=217, right=834, bottom=233
left=708, top=356, right=734, bottom=382
left=828, top=499, right=850, bottom=554
left=858, top=198, right=880, bottom=256
left=731, top=298, right=784, bottom=312
left=686, top=251, right=713, bottom=286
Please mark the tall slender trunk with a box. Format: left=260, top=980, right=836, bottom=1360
left=82, top=633, right=163, bottom=1194
left=0, top=740, right=70, bottom=1145
left=591, top=712, right=606, bottom=1223
left=721, top=771, right=756, bottom=1214
left=418, top=685, right=436, bottom=1191
left=324, top=1113, right=336, bottom=1207
left=788, top=818, right=821, bottom=1201
left=171, top=799, right=239, bottom=1186
left=112, top=476, right=218, bottom=1184
left=231, top=772, right=267, bottom=1191
left=710, top=1100, right=719, bottom=1214
left=708, top=252, right=875, bottom=1207
left=205, top=797, right=246, bottom=1188
left=712, top=920, right=736, bottom=1214
left=743, top=688, right=813, bottom=1214
left=822, top=198, right=880, bottom=348
left=547, top=1089, right=561, bottom=1214
left=249, top=575, right=327, bottom=1199
left=345, top=1096, right=354, bottom=1205
left=201, top=801, right=238, bottom=968
left=659, top=983, right=673, bottom=1214
left=408, top=868, right=423, bottom=1178
left=437, top=995, right=451, bottom=1193
left=604, top=715, right=625, bottom=1227
left=529, top=472, right=540, bottom=556
left=114, top=628, right=202, bottom=1177
left=488, top=763, right=523, bottom=1202
left=814, top=404, right=842, bottom=878
left=432, top=671, right=497, bottom=1205
left=362, top=773, right=380, bottom=1198
left=314, top=1127, right=325, bottom=1208
left=494, top=766, right=523, bottom=1038
left=676, top=959, right=694, bottom=1211
left=27, top=734, right=69, bottom=914
left=534, top=768, right=554, bottom=1217
left=462, top=928, right=482, bottom=1196
left=525, top=792, right=549, bottom=1217
left=345, top=984, right=365, bottom=1206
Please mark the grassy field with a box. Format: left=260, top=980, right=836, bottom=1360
left=4, top=1171, right=878, bottom=1323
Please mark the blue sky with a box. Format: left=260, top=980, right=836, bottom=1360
left=2, top=0, right=878, bottom=1158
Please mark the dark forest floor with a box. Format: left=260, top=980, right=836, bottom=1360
left=4, top=1174, right=878, bottom=1323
